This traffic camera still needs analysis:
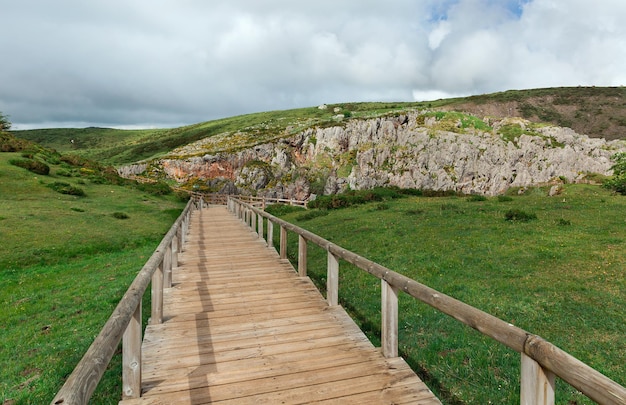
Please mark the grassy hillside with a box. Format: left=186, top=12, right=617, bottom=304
left=270, top=185, right=625, bottom=404
left=0, top=135, right=186, bottom=404
left=13, top=87, right=626, bottom=167
left=11, top=103, right=422, bottom=166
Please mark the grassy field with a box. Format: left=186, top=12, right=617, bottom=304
left=269, top=185, right=625, bottom=404
left=0, top=150, right=186, bottom=404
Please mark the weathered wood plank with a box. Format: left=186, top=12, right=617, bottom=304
left=118, top=206, right=440, bottom=405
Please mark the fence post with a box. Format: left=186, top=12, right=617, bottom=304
left=298, top=235, right=307, bottom=277
left=267, top=220, right=274, bottom=251
left=327, top=251, right=339, bottom=306
left=280, top=226, right=287, bottom=260
left=251, top=210, right=257, bottom=235
left=150, top=262, right=163, bottom=325
left=258, top=213, right=264, bottom=242
left=122, top=302, right=142, bottom=399
left=381, top=279, right=399, bottom=358
left=171, top=234, right=178, bottom=269
left=520, top=353, right=555, bottom=405
left=163, top=245, right=172, bottom=288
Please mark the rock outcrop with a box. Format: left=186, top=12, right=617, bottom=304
left=123, top=112, right=625, bottom=198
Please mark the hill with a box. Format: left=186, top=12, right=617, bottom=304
left=12, top=87, right=626, bottom=168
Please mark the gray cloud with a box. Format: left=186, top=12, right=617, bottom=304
left=1, top=0, right=624, bottom=129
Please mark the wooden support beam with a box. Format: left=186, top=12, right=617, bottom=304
left=298, top=235, right=307, bottom=277
left=163, top=245, right=172, bottom=288
left=280, top=226, right=287, bottom=260
left=122, top=302, right=142, bottom=399
left=150, top=263, right=163, bottom=325
left=521, top=352, right=555, bottom=405
left=327, top=251, right=339, bottom=306
left=267, top=220, right=274, bottom=250
left=381, top=279, right=399, bottom=358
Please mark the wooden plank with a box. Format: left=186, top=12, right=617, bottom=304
left=118, top=206, right=440, bottom=405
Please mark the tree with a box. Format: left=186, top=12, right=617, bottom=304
left=604, top=152, right=626, bottom=195
left=0, top=112, right=11, bottom=131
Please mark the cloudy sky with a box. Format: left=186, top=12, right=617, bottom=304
left=1, top=0, right=625, bottom=129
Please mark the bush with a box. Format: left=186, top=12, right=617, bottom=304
left=603, top=152, right=626, bottom=195
left=497, top=195, right=513, bottom=202
left=47, top=182, right=86, bottom=197
left=467, top=195, right=487, bottom=202
left=307, top=187, right=407, bottom=210
left=556, top=218, right=571, bottom=226
left=9, top=158, right=50, bottom=175
left=56, top=169, right=73, bottom=177
left=505, top=209, right=537, bottom=222
left=265, top=204, right=306, bottom=216
left=112, top=212, right=129, bottom=219
left=136, top=181, right=172, bottom=196
left=296, top=210, right=329, bottom=221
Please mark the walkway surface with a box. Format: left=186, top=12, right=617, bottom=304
left=119, top=205, right=441, bottom=404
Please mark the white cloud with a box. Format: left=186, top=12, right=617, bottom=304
left=0, top=0, right=625, bottom=128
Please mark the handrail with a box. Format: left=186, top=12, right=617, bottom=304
left=228, top=197, right=626, bottom=405
left=189, top=192, right=308, bottom=208
left=51, top=196, right=199, bottom=405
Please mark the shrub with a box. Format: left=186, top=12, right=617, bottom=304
left=136, top=181, right=172, bottom=196
left=505, top=209, right=537, bottom=222
left=405, top=209, right=424, bottom=216
left=265, top=204, right=306, bottom=216
left=603, top=152, right=626, bottom=195
left=47, top=182, right=86, bottom=197
left=307, top=187, right=407, bottom=210
left=9, top=158, right=50, bottom=175
left=56, top=169, right=73, bottom=177
left=112, top=212, right=129, bottom=219
left=375, top=203, right=390, bottom=211
left=466, top=195, right=487, bottom=202
left=556, top=218, right=571, bottom=226
left=497, top=195, right=513, bottom=202
left=296, top=210, right=329, bottom=221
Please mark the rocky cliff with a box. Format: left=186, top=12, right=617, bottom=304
left=122, top=111, right=625, bottom=198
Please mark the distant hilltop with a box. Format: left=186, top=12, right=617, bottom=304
left=121, top=111, right=625, bottom=198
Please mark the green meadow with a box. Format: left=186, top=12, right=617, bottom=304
left=268, top=185, right=625, bottom=404
left=0, top=150, right=186, bottom=404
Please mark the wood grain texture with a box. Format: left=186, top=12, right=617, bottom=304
left=119, top=206, right=439, bottom=405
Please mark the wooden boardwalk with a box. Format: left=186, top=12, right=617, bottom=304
left=120, top=206, right=440, bottom=404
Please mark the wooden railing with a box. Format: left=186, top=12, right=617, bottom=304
left=228, top=197, right=626, bottom=405
left=51, top=196, right=201, bottom=405
left=190, top=192, right=308, bottom=209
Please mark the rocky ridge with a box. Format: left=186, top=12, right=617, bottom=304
left=120, top=111, right=625, bottom=198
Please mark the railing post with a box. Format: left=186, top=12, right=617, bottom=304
left=267, top=220, right=274, bottom=251
left=251, top=210, right=257, bottom=235
left=171, top=233, right=178, bottom=269
left=150, top=262, right=163, bottom=325
left=258, top=213, right=264, bottom=242
left=298, top=235, right=307, bottom=277
left=521, top=353, right=555, bottom=405
left=280, top=225, right=287, bottom=260
left=122, top=302, right=142, bottom=399
left=381, top=279, right=399, bottom=358
left=164, top=244, right=172, bottom=288
left=327, top=251, right=338, bottom=306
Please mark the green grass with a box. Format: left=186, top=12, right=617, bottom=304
left=0, top=152, right=186, bottom=404
left=271, top=185, right=625, bottom=404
